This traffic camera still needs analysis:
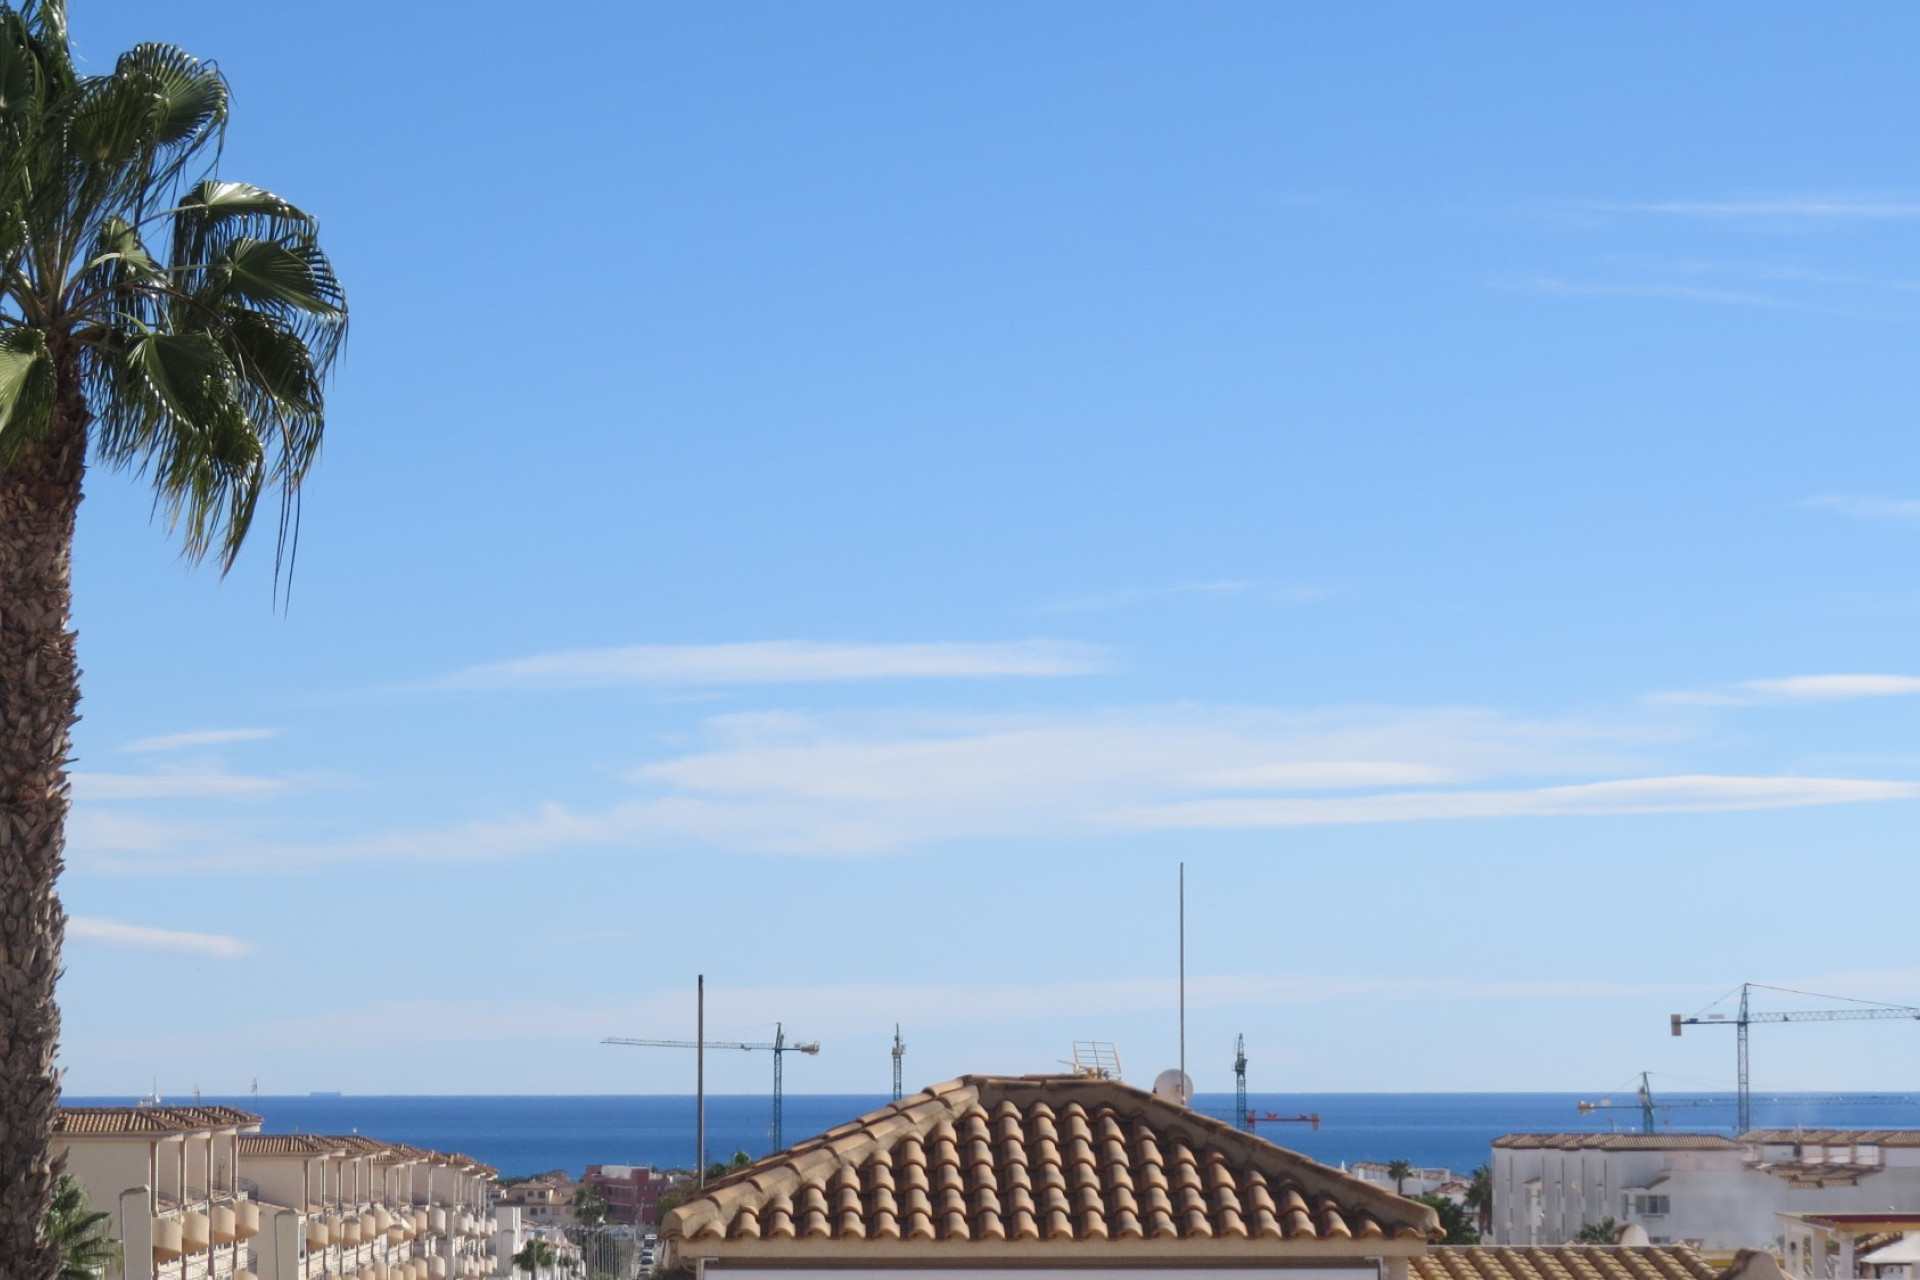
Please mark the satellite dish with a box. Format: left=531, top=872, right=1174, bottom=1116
left=1152, top=1069, right=1193, bottom=1105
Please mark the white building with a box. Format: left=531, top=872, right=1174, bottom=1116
left=1490, top=1130, right=1920, bottom=1254
left=53, top=1105, right=499, bottom=1280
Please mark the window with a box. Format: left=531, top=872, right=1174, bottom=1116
left=1631, top=1194, right=1670, bottom=1216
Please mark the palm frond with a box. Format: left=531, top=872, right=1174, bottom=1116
left=0, top=0, right=343, bottom=580
left=0, top=323, right=54, bottom=462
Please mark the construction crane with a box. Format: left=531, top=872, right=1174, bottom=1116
left=605, top=1023, right=820, bottom=1150
left=1579, top=1071, right=1911, bottom=1134
left=1671, top=984, right=1920, bottom=1133
left=1234, top=1035, right=1249, bottom=1132
left=891, top=1025, right=905, bottom=1102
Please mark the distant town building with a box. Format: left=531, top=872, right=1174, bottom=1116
left=1352, top=1161, right=1472, bottom=1203
left=1490, top=1130, right=1920, bottom=1254
left=581, top=1163, right=675, bottom=1227
left=499, top=1173, right=578, bottom=1229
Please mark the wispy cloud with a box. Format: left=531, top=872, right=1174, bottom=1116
left=1519, top=277, right=1789, bottom=309
left=1617, top=198, right=1920, bottom=221
left=123, top=727, right=278, bottom=754
left=1041, top=581, right=1253, bottom=613
left=82, top=703, right=1847, bottom=870
left=1651, top=674, right=1920, bottom=707
left=1117, top=774, right=1919, bottom=831
left=1804, top=494, right=1920, bottom=528
left=438, top=640, right=1109, bottom=691
left=67, top=916, right=254, bottom=959
left=72, top=772, right=284, bottom=801
left=101, top=972, right=1693, bottom=1058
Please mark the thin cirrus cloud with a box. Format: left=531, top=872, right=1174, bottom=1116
left=437, top=640, right=1109, bottom=691
left=68, top=703, right=1918, bottom=871
left=1651, top=673, right=1920, bottom=707
left=1803, top=494, right=1920, bottom=528
left=66, top=916, right=255, bottom=959
left=1041, top=581, right=1252, bottom=613
left=1616, top=197, right=1920, bottom=221
left=70, top=771, right=284, bottom=801
left=122, top=727, right=279, bottom=754
left=1115, top=775, right=1920, bottom=831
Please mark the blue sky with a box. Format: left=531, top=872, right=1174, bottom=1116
left=52, top=1, right=1920, bottom=1099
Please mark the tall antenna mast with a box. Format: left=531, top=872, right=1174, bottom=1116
left=1178, top=862, right=1186, bottom=1095
left=696, top=974, right=706, bottom=1188
left=891, top=1025, right=905, bottom=1101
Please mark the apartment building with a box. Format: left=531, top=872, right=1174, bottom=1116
left=499, top=1175, right=577, bottom=1230
left=53, top=1106, right=499, bottom=1280
left=1490, top=1130, right=1920, bottom=1253
left=580, top=1164, right=675, bottom=1227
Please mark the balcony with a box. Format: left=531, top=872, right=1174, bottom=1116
left=235, top=1201, right=261, bottom=1240
left=153, top=1217, right=185, bottom=1262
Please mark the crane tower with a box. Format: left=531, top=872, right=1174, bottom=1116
left=1672, top=983, right=1920, bottom=1133
left=605, top=1022, right=820, bottom=1150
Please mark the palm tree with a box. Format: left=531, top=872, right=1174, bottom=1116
left=514, top=1239, right=559, bottom=1279
left=0, top=3, right=345, bottom=1269
left=1575, top=1217, right=1622, bottom=1244
left=1386, top=1158, right=1414, bottom=1196
left=45, top=1175, right=117, bottom=1280
left=1464, top=1162, right=1493, bottom=1237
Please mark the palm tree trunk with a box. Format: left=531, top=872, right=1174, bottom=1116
left=0, top=356, right=87, bottom=1280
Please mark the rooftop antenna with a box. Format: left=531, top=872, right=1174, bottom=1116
left=891, top=1025, right=905, bottom=1101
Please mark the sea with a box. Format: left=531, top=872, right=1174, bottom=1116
left=63, top=1092, right=1920, bottom=1179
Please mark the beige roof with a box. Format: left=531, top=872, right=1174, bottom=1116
left=320, top=1134, right=398, bottom=1157
left=1494, top=1134, right=1740, bottom=1151
left=58, top=1105, right=261, bottom=1136
left=1746, top=1130, right=1920, bottom=1147
left=1415, top=1247, right=1722, bottom=1280
left=667, top=1074, right=1437, bottom=1247
left=236, top=1134, right=351, bottom=1157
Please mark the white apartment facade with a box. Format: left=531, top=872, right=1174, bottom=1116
left=1491, top=1130, right=1920, bottom=1254
left=54, top=1106, right=500, bottom=1280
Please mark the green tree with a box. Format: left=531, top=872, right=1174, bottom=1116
left=572, top=1183, right=610, bottom=1229
left=1414, top=1194, right=1479, bottom=1246
left=1575, top=1217, right=1622, bottom=1244
left=654, top=1151, right=754, bottom=1224
left=45, top=1175, right=117, bottom=1280
left=0, top=4, right=344, bottom=1269
left=513, top=1239, right=558, bottom=1278
left=1463, top=1163, right=1493, bottom=1238
left=1386, top=1159, right=1415, bottom=1196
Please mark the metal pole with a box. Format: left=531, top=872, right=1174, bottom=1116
left=1178, top=862, right=1186, bottom=1098
left=696, top=974, right=706, bottom=1188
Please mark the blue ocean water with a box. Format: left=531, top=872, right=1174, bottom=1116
left=65, top=1092, right=1920, bottom=1179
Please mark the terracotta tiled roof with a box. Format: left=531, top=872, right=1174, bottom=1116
left=1746, top=1130, right=1920, bottom=1147
left=320, top=1134, right=396, bottom=1157
left=1493, top=1134, right=1741, bottom=1151
left=1414, top=1246, right=1721, bottom=1280
left=237, top=1134, right=349, bottom=1157
left=57, top=1105, right=262, bottom=1136
left=667, top=1074, right=1438, bottom=1247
